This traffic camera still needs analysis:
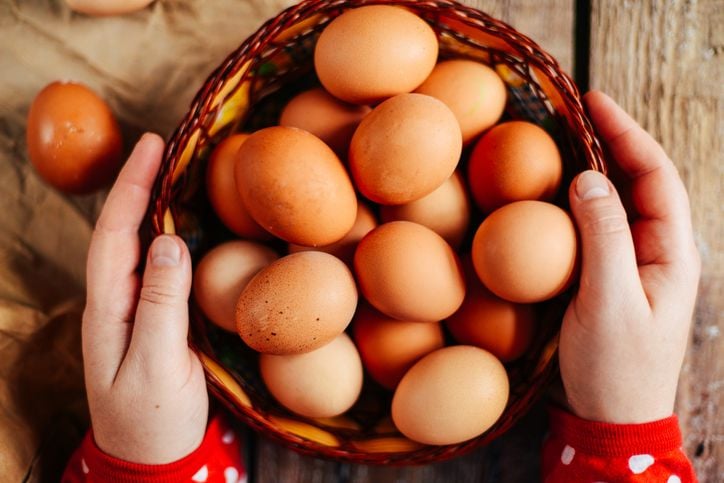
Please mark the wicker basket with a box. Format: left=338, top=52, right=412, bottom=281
left=145, top=0, right=605, bottom=465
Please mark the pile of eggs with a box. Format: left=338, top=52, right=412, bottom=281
left=194, top=5, right=578, bottom=446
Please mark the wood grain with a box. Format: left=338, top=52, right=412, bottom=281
left=464, top=0, right=575, bottom=74
left=253, top=1, right=574, bottom=481
left=589, top=1, right=723, bottom=481
left=254, top=437, right=342, bottom=483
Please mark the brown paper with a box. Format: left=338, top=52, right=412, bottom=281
left=0, top=0, right=296, bottom=479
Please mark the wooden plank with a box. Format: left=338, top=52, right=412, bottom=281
left=348, top=447, right=488, bottom=483
left=253, top=1, right=575, bottom=482
left=254, top=437, right=342, bottom=483
left=589, top=1, right=723, bottom=480
left=465, top=0, right=575, bottom=75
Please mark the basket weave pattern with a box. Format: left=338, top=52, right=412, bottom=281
left=145, top=0, right=605, bottom=464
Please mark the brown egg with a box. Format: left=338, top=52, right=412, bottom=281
left=391, top=345, right=509, bottom=445
left=380, top=172, right=470, bottom=248
left=349, top=93, right=462, bottom=205
left=289, top=203, right=377, bottom=266
left=314, top=5, right=438, bottom=104
left=64, top=0, right=154, bottom=16
left=468, top=121, right=563, bottom=213
left=236, top=251, right=358, bottom=354
left=279, top=88, right=371, bottom=157
left=193, top=241, right=278, bottom=332
left=206, top=134, right=269, bottom=239
left=354, top=221, right=466, bottom=322
left=446, top=257, right=536, bottom=362
left=235, top=126, right=357, bottom=247
left=415, top=60, right=507, bottom=144
left=260, top=333, right=363, bottom=418
left=472, top=201, right=578, bottom=303
left=353, top=304, right=444, bottom=390
left=26, top=81, right=122, bottom=194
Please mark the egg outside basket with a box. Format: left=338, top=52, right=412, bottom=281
left=145, top=0, right=606, bottom=465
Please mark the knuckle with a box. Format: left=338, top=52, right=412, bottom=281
left=83, top=303, right=128, bottom=326
left=139, top=283, right=179, bottom=307
left=583, top=209, right=630, bottom=236
left=82, top=304, right=98, bottom=324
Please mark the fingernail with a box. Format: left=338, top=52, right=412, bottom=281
left=151, top=235, right=180, bottom=266
left=576, top=170, right=610, bottom=200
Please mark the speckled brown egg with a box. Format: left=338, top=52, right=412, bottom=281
left=380, top=171, right=470, bottom=248
left=391, top=345, right=509, bottom=445
left=193, top=241, right=278, bottom=332
left=468, top=121, right=563, bottom=213
left=314, top=5, right=438, bottom=104
left=26, top=81, right=122, bottom=194
left=349, top=93, right=462, bottom=205
left=352, top=303, right=444, bottom=390
left=415, top=59, right=507, bottom=144
left=446, top=257, right=536, bottom=362
left=472, top=200, right=578, bottom=303
left=235, top=126, right=357, bottom=247
left=236, top=251, right=358, bottom=354
left=289, top=202, right=377, bottom=266
left=354, top=221, right=466, bottom=322
left=279, top=88, right=371, bottom=157
left=206, top=134, right=269, bottom=239
left=260, top=333, right=363, bottom=418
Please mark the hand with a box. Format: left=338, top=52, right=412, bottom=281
left=559, top=91, right=701, bottom=424
left=82, top=133, right=209, bottom=464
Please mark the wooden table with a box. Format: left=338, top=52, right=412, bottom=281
left=0, top=1, right=719, bottom=481
left=250, top=1, right=723, bottom=481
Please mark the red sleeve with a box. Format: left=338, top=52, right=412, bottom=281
left=61, top=413, right=246, bottom=483
left=542, top=406, right=697, bottom=482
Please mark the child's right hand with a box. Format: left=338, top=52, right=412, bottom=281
left=560, top=91, right=701, bottom=424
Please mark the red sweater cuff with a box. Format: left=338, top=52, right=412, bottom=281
left=74, top=415, right=241, bottom=483
left=548, top=406, right=683, bottom=457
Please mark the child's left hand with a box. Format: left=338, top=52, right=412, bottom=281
left=82, top=133, right=209, bottom=464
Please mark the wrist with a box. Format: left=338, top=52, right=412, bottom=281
left=565, top=389, right=676, bottom=425
left=91, top=407, right=209, bottom=465
left=547, top=405, right=683, bottom=457
left=93, top=430, right=206, bottom=466
left=77, top=414, right=237, bottom=483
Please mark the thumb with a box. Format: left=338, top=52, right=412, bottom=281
left=569, top=170, right=645, bottom=305
left=128, top=234, right=193, bottom=368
